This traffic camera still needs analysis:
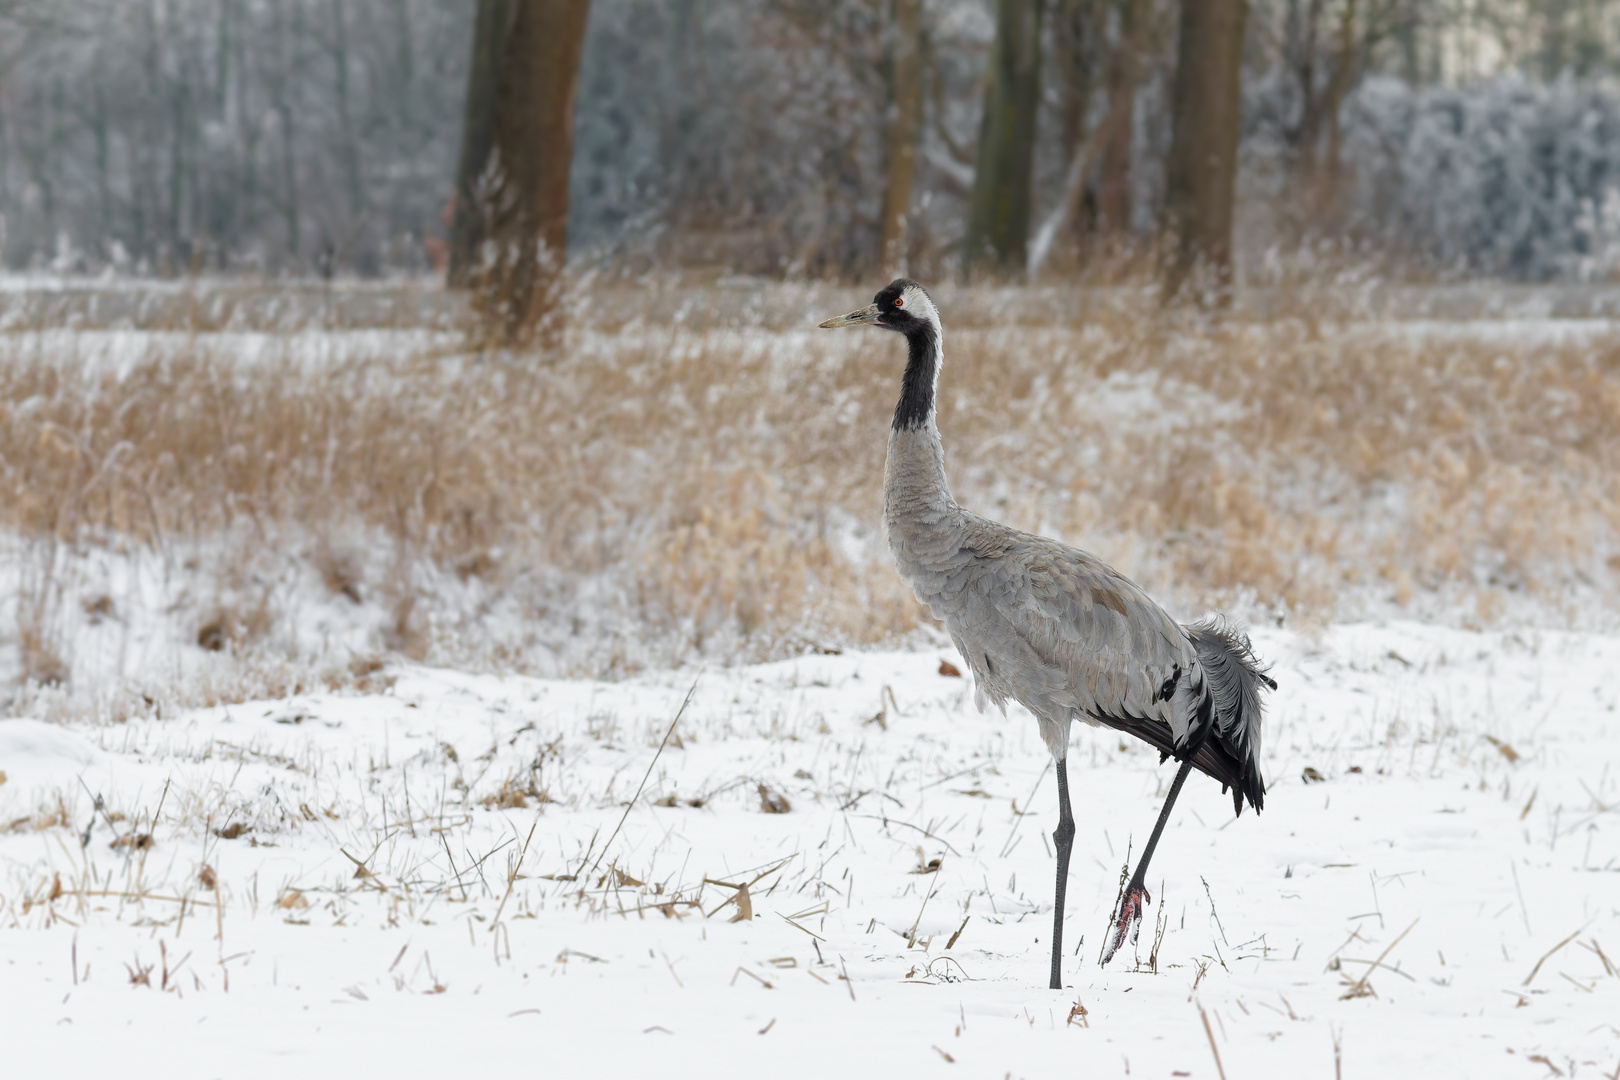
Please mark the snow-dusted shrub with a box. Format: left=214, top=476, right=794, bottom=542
left=1341, top=75, right=1620, bottom=281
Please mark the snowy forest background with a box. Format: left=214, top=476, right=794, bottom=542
left=3, top=0, right=1619, bottom=283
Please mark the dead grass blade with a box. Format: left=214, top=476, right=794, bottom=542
left=584, top=672, right=701, bottom=880
left=339, top=848, right=377, bottom=882
left=1340, top=918, right=1418, bottom=999
left=1197, top=999, right=1228, bottom=1080
left=490, top=821, right=539, bottom=927
left=1578, top=937, right=1616, bottom=977
left=999, top=758, right=1052, bottom=859
left=730, top=966, right=772, bottom=989
left=1523, top=921, right=1595, bottom=987
left=779, top=913, right=826, bottom=941
left=905, top=854, right=944, bottom=948
left=703, top=879, right=755, bottom=922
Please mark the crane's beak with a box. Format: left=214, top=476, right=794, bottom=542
left=818, top=303, right=879, bottom=328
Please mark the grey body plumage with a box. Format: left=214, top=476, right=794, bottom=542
left=821, top=279, right=1275, bottom=986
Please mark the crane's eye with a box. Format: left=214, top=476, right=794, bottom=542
left=893, top=297, right=904, bottom=307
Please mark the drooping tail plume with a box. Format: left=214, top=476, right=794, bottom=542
left=1188, top=617, right=1276, bottom=815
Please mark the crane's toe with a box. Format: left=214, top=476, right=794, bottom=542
left=1099, top=883, right=1151, bottom=967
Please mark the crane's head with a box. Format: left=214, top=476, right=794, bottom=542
left=818, top=279, right=938, bottom=335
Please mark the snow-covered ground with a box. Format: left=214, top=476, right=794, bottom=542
left=2, top=621, right=1617, bottom=1077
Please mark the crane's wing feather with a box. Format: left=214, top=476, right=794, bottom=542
left=919, top=519, right=1267, bottom=806
left=926, top=518, right=1193, bottom=732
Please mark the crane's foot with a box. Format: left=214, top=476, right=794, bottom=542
left=1099, top=883, right=1151, bottom=967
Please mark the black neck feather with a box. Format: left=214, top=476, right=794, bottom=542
left=891, top=323, right=938, bottom=431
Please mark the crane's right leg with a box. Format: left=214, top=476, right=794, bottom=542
left=1100, top=755, right=1195, bottom=966
left=1049, top=757, right=1076, bottom=990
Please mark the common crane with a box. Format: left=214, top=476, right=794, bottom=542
left=819, top=279, right=1275, bottom=988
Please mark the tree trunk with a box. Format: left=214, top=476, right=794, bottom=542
left=94, top=82, right=111, bottom=240
left=171, top=70, right=187, bottom=253
left=1159, top=0, right=1247, bottom=307
left=1096, top=0, right=1147, bottom=234
left=1052, top=0, right=1100, bottom=250
left=878, top=0, right=923, bottom=278
left=1052, top=0, right=1098, bottom=186
left=1317, top=0, right=1358, bottom=212
left=448, top=0, right=514, bottom=288
left=331, top=0, right=364, bottom=221
left=963, top=0, right=1045, bottom=279
left=1539, top=0, right=1572, bottom=80
left=278, top=98, right=299, bottom=256
left=1289, top=0, right=1322, bottom=179
left=458, top=0, right=592, bottom=342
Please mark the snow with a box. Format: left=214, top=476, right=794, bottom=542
left=2, top=621, right=1617, bottom=1077
left=0, top=721, right=107, bottom=794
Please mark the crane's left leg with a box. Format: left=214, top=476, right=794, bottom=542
left=1100, top=756, right=1196, bottom=966
left=1049, top=757, right=1076, bottom=990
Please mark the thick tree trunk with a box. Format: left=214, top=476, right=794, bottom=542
left=878, top=0, right=923, bottom=278
left=1159, top=0, right=1247, bottom=306
left=450, top=0, right=592, bottom=341
left=963, top=0, right=1045, bottom=279
left=481, top=0, right=592, bottom=340
left=447, top=0, right=514, bottom=289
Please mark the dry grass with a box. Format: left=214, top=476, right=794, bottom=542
left=1, top=275, right=1618, bottom=702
